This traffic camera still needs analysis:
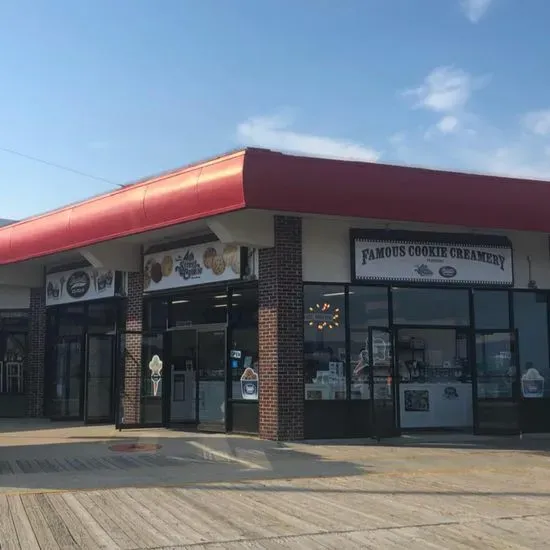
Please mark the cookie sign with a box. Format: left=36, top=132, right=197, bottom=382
left=240, top=367, right=258, bottom=400
left=143, top=242, right=242, bottom=291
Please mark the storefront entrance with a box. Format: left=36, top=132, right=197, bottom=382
left=474, top=330, right=520, bottom=434
left=165, top=325, right=227, bottom=430
left=45, top=300, right=121, bottom=423
left=50, top=333, right=116, bottom=423
left=365, top=326, right=521, bottom=436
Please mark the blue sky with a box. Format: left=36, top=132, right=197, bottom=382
left=0, top=0, right=549, bottom=219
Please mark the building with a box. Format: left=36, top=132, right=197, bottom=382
left=0, top=148, right=550, bottom=439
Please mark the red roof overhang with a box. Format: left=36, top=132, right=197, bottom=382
left=1, top=147, right=550, bottom=265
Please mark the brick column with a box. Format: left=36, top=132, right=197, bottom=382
left=259, top=216, right=304, bottom=440
left=27, top=288, right=46, bottom=417
left=121, top=272, right=143, bottom=425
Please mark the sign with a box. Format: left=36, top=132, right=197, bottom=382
left=143, top=242, right=241, bottom=292
left=149, top=355, right=163, bottom=397
left=46, top=267, right=115, bottom=306
left=353, top=236, right=513, bottom=285
left=240, top=367, right=258, bottom=400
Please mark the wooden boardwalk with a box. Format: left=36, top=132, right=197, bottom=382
left=1, top=467, right=550, bottom=549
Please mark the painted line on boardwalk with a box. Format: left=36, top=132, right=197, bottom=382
left=186, top=441, right=266, bottom=470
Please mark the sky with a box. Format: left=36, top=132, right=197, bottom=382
left=0, top=0, right=549, bottom=219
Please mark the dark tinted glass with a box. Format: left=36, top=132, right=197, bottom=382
left=474, top=291, right=509, bottom=329
left=392, top=288, right=470, bottom=326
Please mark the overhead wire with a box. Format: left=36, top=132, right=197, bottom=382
left=0, top=145, right=125, bottom=188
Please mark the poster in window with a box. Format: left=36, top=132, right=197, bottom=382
left=404, top=389, right=430, bottom=411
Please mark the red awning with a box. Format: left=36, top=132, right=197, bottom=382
left=1, top=148, right=550, bottom=265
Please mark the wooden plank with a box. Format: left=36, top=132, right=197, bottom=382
left=0, top=494, right=20, bottom=550
left=61, top=493, right=119, bottom=550
left=97, top=489, right=172, bottom=548
left=203, top=484, right=317, bottom=538
left=46, top=493, right=103, bottom=550
left=156, top=487, right=243, bottom=541
left=124, top=487, right=205, bottom=545
left=20, top=493, right=60, bottom=550
left=75, top=491, right=137, bottom=549
left=114, top=489, right=185, bottom=546
left=173, top=487, right=276, bottom=539
left=34, top=493, right=78, bottom=548
left=7, top=495, right=40, bottom=550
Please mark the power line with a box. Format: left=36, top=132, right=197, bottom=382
left=0, top=146, right=125, bottom=188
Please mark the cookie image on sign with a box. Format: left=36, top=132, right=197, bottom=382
left=202, top=247, right=217, bottom=269
left=211, top=255, right=226, bottom=276
left=161, top=255, right=173, bottom=277
left=223, top=245, right=240, bottom=275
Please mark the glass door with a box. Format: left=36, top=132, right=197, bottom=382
left=167, top=329, right=197, bottom=424
left=368, top=327, right=399, bottom=438
left=197, top=329, right=226, bottom=429
left=85, top=334, right=116, bottom=423
left=474, top=330, right=520, bottom=434
left=51, top=335, right=84, bottom=419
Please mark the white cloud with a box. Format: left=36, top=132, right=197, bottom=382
left=236, top=113, right=380, bottom=162
left=437, top=116, right=459, bottom=134
left=403, top=66, right=477, bottom=113
left=460, top=0, right=493, bottom=23
left=522, top=110, right=550, bottom=136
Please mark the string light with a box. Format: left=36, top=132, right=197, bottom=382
left=307, top=302, right=340, bottom=331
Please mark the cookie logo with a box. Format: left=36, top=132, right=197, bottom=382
left=66, top=271, right=91, bottom=299
left=439, top=266, right=457, bottom=279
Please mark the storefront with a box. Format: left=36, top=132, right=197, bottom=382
left=1, top=148, right=550, bottom=440
left=303, top=228, right=550, bottom=438
left=44, top=266, right=125, bottom=423
left=127, top=239, right=259, bottom=434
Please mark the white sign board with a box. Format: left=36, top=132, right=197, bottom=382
left=46, top=268, right=115, bottom=306
left=143, top=241, right=241, bottom=292
left=354, top=238, right=513, bottom=285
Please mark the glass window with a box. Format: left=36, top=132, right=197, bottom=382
left=397, top=328, right=472, bottom=429
left=88, top=302, right=118, bottom=334
left=170, top=291, right=227, bottom=327
left=0, top=334, right=27, bottom=394
left=513, top=292, right=550, bottom=398
left=230, top=287, right=259, bottom=400
left=304, top=285, right=346, bottom=400
left=349, top=287, right=389, bottom=329
left=144, top=299, right=168, bottom=332
left=392, top=288, right=470, bottom=326
left=349, top=287, right=389, bottom=400
left=474, top=291, right=510, bottom=329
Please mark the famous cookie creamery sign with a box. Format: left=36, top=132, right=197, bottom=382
left=46, top=267, right=115, bottom=306
left=143, top=241, right=242, bottom=292
left=352, top=232, right=513, bottom=285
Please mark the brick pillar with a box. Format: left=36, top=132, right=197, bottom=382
left=27, top=288, right=46, bottom=417
left=121, top=272, right=143, bottom=425
left=259, top=216, right=304, bottom=440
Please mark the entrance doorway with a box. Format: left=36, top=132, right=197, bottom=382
left=367, top=327, right=399, bottom=438
left=165, top=325, right=227, bottom=430
left=474, top=330, right=520, bottom=434
left=394, top=327, right=473, bottom=431
left=50, top=333, right=116, bottom=422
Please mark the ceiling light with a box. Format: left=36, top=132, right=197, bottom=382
left=172, top=299, right=189, bottom=304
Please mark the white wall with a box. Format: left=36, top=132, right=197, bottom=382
left=302, top=215, right=550, bottom=289
left=0, top=285, right=30, bottom=309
